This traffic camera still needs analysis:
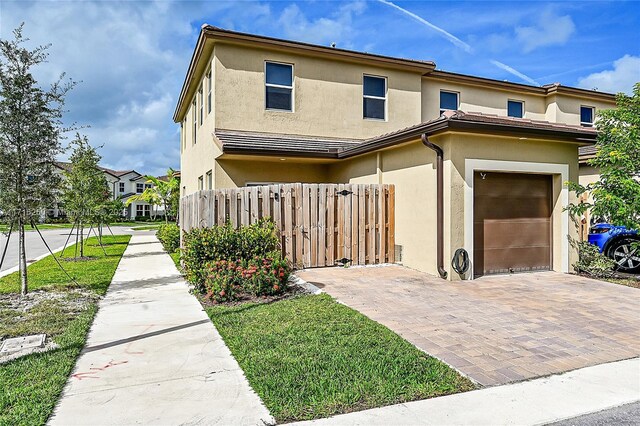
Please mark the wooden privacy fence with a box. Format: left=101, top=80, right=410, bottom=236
left=180, top=183, right=395, bottom=268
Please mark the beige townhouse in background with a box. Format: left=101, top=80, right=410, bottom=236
left=174, top=25, right=616, bottom=280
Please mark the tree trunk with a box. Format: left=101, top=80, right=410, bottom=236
left=18, top=217, right=28, bottom=295
left=164, top=201, right=168, bottom=224
left=79, top=223, right=84, bottom=258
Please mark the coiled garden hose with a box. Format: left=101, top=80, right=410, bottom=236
left=452, top=248, right=470, bottom=275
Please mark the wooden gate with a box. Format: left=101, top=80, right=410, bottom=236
left=180, top=183, right=395, bottom=268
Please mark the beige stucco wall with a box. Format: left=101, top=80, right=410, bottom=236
left=422, top=79, right=548, bottom=122
left=214, top=159, right=330, bottom=188
left=548, top=95, right=615, bottom=126
left=213, top=43, right=423, bottom=140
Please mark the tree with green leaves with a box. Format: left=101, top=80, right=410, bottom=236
left=568, top=83, right=640, bottom=229
left=62, top=134, right=109, bottom=258
left=0, top=24, right=74, bottom=294
left=127, top=168, right=180, bottom=223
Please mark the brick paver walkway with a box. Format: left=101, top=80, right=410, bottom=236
left=296, top=267, right=640, bottom=386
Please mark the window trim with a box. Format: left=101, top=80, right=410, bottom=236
left=192, top=99, right=197, bottom=145
left=264, top=61, right=294, bottom=112
left=580, top=105, right=595, bottom=127
left=206, top=170, right=213, bottom=190
left=118, top=182, right=125, bottom=193
left=198, top=84, right=203, bottom=126
left=507, top=99, right=525, bottom=118
left=439, top=90, right=460, bottom=115
left=362, top=74, right=388, bottom=121
left=207, top=69, right=212, bottom=114
left=197, top=175, right=204, bottom=191
left=136, top=183, right=144, bottom=194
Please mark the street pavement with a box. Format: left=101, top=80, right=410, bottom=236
left=551, top=402, right=640, bottom=426
left=0, top=226, right=138, bottom=275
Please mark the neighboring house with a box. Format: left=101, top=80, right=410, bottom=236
left=52, top=162, right=164, bottom=220
left=174, top=26, right=616, bottom=280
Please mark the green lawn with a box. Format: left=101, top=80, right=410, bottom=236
left=131, top=224, right=162, bottom=231
left=0, top=221, right=159, bottom=232
left=0, top=235, right=130, bottom=426
left=169, top=251, right=181, bottom=270
left=0, top=235, right=130, bottom=295
left=206, top=294, right=474, bottom=423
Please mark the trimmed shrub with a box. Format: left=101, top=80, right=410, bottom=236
left=182, top=218, right=280, bottom=291
left=157, top=223, right=180, bottom=253
left=573, top=241, right=615, bottom=278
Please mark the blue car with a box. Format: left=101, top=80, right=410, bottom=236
left=588, top=223, right=640, bottom=273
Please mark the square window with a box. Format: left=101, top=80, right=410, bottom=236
left=440, top=91, right=458, bottom=114
left=363, top=75, right=386, bottom=120
left=507, top=100, right=524, bottom=118
left=119, top=182, right=125, bottom=193
left=580, top=106, right=594, bottom=127
left=265, top=62, right=293, bottom=111
left=136, top=183, right=144, bottom=194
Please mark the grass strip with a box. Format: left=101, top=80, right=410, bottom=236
left=207, top=294, right=474, bottom=423
left=0, top=235, right=130, bottom=426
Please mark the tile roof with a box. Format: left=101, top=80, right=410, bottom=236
left=215, top=129, right=361, bottom=157
left=54, top=161, right=136, bottom=178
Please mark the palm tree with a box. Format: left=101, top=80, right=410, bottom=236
left=126, top=168, right=180, bottom=223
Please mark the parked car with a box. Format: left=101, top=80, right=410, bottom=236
left=589, top=223, right=640, bottom=273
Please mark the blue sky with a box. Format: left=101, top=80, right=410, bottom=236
left=1, top=1, right=638, bottom=176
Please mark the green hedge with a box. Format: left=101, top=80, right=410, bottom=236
left=181, top=219, right=290, bottom=301
left=156, top=223, right=180, bottom=253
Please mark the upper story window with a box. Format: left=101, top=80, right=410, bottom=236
left=265, top=61, right=293, bottom=111
left=136, top=183, right=144, bottom=194
left=198, top=176, right=204, bottom=191
left=507, top=100, right=524, bottom=118
left=119, top=182, right=125, bottom=193
left=192, top=99, right=197, bottom=144
left=207, top=70, right=212, bottom=114
left=198, top=84, right=204, bottom=125
left=440, top=90, right=459, bottom=115
left=206, top=170, right=212, bottom=190
left=580, top=106, right=594, bottom=127
left=363, top=75, right=387, bottom=120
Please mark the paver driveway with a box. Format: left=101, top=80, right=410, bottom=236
left=296, top=267, right=640, bottom=386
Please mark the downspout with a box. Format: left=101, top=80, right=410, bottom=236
left=421, top=134, right=448, bottom=279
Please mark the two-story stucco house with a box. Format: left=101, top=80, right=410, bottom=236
left=174, top=25, right=616, bottom=280
left=52, top=163, right=164, bottom=220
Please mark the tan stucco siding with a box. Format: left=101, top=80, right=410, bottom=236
left=180, top=54, right=218, bottom=196
left=422, top=79, right=548, bottom=122
left=213, top=43, right=423, bottom=139
left=214, top=159, right=330, bottom=189
left=445, top=133, right=580, bottom=279
left=549, top=96, right=615, bottom=126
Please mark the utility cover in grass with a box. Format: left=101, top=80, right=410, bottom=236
left=207, top=294, right=475, bottom=422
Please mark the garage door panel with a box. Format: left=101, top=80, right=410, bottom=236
left=474, top=172, right=552, bottom=277
left=477, top=247, right=552, bottom=275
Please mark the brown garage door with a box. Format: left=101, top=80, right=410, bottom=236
left=474, top=172, right=552, bottom=277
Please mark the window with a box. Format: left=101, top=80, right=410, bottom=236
left=136, top=183, right=144, bottom=194
left=507, top=100, right=524, bottom=118
left=207, top=70, right=212, bottom=114
left=136, top=205, right=151, bottom=217
left=198, top=84, right=203, bottom=125
left=265, top=62, right=293, bottom=111
left=206, top=170, right=212, bottom=190
left=440, top=91, right=459, bottom=114
left=119, top=182, right=125, bottom=193
left=192, top=99, right=197, bottom=144
left=180, top=121, right=184, bottom=152
left=198, top=176, right=204, bottom=191
left=580, top=106, right=594, bottom=127
left=363, top=75, right=387, bottom=120
left=145, top=183, right=152, bottom=190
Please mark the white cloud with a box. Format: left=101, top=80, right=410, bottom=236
left=515, top=10, right=575, bottom=53
left=277, top=1, right=366, bottom=47
left=577, top=55, right=640, bottom=94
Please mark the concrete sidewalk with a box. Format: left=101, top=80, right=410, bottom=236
left=49, top=234, right=272, bottom=425
left=292, top=357, right=640, bottom=426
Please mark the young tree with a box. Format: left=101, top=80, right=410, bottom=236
left=568, top=83, right=640, bottom=229
left=62, top=134, right=109, bottom=258
left=127, top=168, right=180, bottom=223
left=0, top=25, right=74, bottom=294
